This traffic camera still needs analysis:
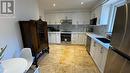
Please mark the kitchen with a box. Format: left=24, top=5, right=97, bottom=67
left=45, top=0, right=111, bottom=45
left=0, top=0, right=130, bottom=73
left=41, top=0, right=130, bottom=73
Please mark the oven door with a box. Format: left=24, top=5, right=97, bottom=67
left=61, top=33, right=71, bottom=43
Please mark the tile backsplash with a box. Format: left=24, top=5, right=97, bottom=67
left=48, top=24, right=109, bottom=37
left=48, top=24, right=91, bottom=32
left=93, top=25, right=109, bottom=37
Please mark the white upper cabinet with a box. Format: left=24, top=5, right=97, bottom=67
left=95, top=6, right=102, bottom=25
left=100, top=4, right=111, bottom=25
left=45, top=14, right=56, bottom=25
left=72, top=12, right=90, bottom=25
left=90, top=0, right=112, bottom=26
left=91, top=5, right=102, bottom=25
left=45, top=11, right=90, bottom=25
left=55, top=13, right=65, bottom=24
left=45, top=13, right=65, bottom=25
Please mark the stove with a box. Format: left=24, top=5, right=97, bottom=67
left=61, top=31, right=71, bottom=43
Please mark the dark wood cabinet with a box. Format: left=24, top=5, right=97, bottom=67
left=19, top=19, right=49, bottom=66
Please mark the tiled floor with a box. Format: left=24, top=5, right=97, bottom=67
left=38, top=45, right=100, bottom=73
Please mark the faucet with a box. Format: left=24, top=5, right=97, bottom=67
left=106, top=32, right=112, bottom=39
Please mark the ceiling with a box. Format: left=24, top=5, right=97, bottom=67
left=38, top=0, right=101, bottom=11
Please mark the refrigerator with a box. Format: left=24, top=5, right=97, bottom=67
left=104, top=3, right=130, bottom=73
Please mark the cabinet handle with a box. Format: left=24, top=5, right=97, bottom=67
left=100, top=47, right=103, bottom=53
left=93, top=41, right=96, bottom=47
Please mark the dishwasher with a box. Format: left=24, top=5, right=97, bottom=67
left=86, top=35, right=91, bottom=54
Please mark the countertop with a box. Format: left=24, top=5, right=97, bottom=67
left=48, top=31, right=86, bottom=34
left=86, top=32, right=110, bottom=49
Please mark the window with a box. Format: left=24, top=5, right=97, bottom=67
left=108, top=0, right=126, bottom=33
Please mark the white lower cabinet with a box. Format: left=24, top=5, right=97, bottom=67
left=71, top=33, right=79, bottom=44
left=90, top=39, right=96, bottom=59
left=100, top=47, right=108, bottom=72
left=48, top=33, right=61, bottom=44
left=48, top=32, right=86, bottom=45
left=90, top=39, right=108, bottom=73
left=71, top=33, right=86, bottom=45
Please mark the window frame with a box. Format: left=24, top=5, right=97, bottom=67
left=107, top=0, right=126, bottom=33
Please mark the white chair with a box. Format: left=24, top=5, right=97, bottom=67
left=20, top=48, right=34, bottom=71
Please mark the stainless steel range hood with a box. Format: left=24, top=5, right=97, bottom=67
left=60, top=16, right=72, bottom=24
left=60, top=19, right=72, bottom=24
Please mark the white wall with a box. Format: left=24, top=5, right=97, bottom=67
left=16, top=0, right=39, bottom=20
left=0, top=0, right=39, bottom=60
left=38, top=0, right=45, bottom=20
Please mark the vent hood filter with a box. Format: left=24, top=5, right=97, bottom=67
left=60, top=19, right=72, bottom=24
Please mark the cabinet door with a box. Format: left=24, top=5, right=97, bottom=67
left=91, top=5, right=102, bottom=25
left=45, top=14, right=56, bottom=25
left=90, top=39, right=108, bottom=73
left=72, top=13, right=90, bottom=25
left=48, top=33, right=61, bottom=44
left=95, top=6, right=102, bottom=25
left=79, top=13, right=90, bottom=24
left=56, top=33, right=61, bottom=43
left=90, top=39, right=96, bottom=60
left=95, top=43, right=108, bottom=73
left=55, top=13, right=65, bottom=24
left=95, top=44, right=103, bottom=69
left=100, top=4, right=111, bottom=25
left=45, top=13, right=65, bottom=25
left=48, top=33, right=52, bottom=43
left=77, top=34, right=82, bottom=44
left=83, top=34, right=87, bottom=45
left=71, top=33, right=79, bottom=44
left=72, top=13, right=77, bottom=24
left=100, top=48, right=108, bottom=73
left=65, top=13, right=73, bottom=19
left=93, top=41, right=101, bottom=67
left=72, top=33, right=86, bottom=45
left=50, top=33, right=55, bottom=43
left=78, top=33, right=86, bottom=45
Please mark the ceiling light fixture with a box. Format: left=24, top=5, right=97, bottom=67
left=81, top=2, right=84, bottom=5
left=53, top=3, right=56, bottom=7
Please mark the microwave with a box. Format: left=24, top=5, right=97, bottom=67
left=90, top=18, right=97, bottom=25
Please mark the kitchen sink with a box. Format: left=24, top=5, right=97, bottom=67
left=96, top=38, right=110, bottom=43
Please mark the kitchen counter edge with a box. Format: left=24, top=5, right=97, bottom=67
left=86, top=32, right=110, bottom=49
